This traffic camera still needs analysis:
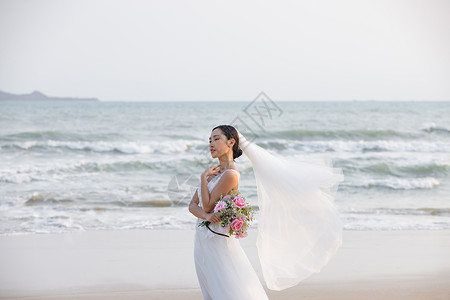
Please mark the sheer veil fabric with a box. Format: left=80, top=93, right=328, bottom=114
left=237, top=130, right=345, bottom=291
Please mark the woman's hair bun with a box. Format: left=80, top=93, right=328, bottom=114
left=234, top=147, right=243, bottom=160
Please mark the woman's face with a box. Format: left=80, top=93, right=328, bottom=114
left=209, top=128, right=234, bottom=159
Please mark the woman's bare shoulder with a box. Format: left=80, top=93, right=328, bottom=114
left=225, top=168, right=240, bottom=176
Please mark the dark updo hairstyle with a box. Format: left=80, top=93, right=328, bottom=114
left=212, top=125, right=243, bottom=160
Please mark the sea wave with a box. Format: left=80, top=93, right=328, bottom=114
left=421, top=122, right=450, bottom=135
left=0, top=162, right=100, bottom=184
left=359, top=162, right=450, bottom=177
left=2, top=131, right=122, bottom=142
left=25, top=194, right=77, bottom=206
left=23, top=193, right=179, bottom=208
left=345, top=177, right=440, bottom=190
left=272, top=128, right=417, bottom=140
left=258, top=139, right=450, bottom=153
left=0, top=159, right=205, bottom=184
left=2, top=205, right=449, bottom=236
left=1, top=139, right=204, bottom=154
left=3, top=137, right=450, bottom=155
left=345, top=207, right=450, bottom=216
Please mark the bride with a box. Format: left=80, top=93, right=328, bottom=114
left=189, top=125, right=268, bottom=299
left=188, top=125, right=344, bottom=299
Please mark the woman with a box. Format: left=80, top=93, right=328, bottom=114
left=188, top=124, right=269, bottom=299
left=189, top=124, right=344, bottom=298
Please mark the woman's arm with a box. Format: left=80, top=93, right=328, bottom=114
left=188, top=189, right=207, bottom=219
left=188, top=189, right=221, bottom=223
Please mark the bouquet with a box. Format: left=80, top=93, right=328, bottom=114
left=199, top=189, right=254, bottom=238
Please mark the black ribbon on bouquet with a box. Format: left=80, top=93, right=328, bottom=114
left=204, top=221, right=230, bottom=238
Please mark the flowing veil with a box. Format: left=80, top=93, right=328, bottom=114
left=237, top=130, right=345, bottom=291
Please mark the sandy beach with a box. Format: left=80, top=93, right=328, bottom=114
left=1, top=229, right=449, bottom=300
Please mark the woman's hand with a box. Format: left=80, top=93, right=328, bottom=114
left=202, top=164, right=221, bottom=178
left=206, top=212, right=221, bottom=223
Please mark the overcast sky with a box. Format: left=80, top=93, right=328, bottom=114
left=0, top=0, right=449, bottom=101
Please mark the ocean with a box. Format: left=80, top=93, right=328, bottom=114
left=1, top=99, right=449, bottom=235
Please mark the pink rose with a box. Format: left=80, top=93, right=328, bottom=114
left=230, top=218, right=244, bottom=232
left=223, top=195, right=231, bottom=201
left=214, top=200, right=227, bottom=212
left=233, top=196, right=246, bottom=209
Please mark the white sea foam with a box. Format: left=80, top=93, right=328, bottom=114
left=342, top=213, right=450, bottom=230
left=1, top=205, right=449, bottom=236
left=0, top=161, right=96, bottom=183
left=300, top=140, right=450, bottom=153
left=345, top=177, right=440, bottom=190
left=1, top=139, right=204, bottom=154
left=422, top=122, right=437, bottom=131
left=258, top=139, right=450, bottom=154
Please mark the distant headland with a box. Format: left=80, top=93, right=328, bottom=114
left=0, top=90, right=99, bottom=102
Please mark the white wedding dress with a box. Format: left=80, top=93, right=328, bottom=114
left=194, top=168, right=269, bottom=300
left=193, top=131, right=344, bottom=295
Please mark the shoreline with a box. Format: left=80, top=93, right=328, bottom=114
left=1, top=229, right=449, bottom=299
